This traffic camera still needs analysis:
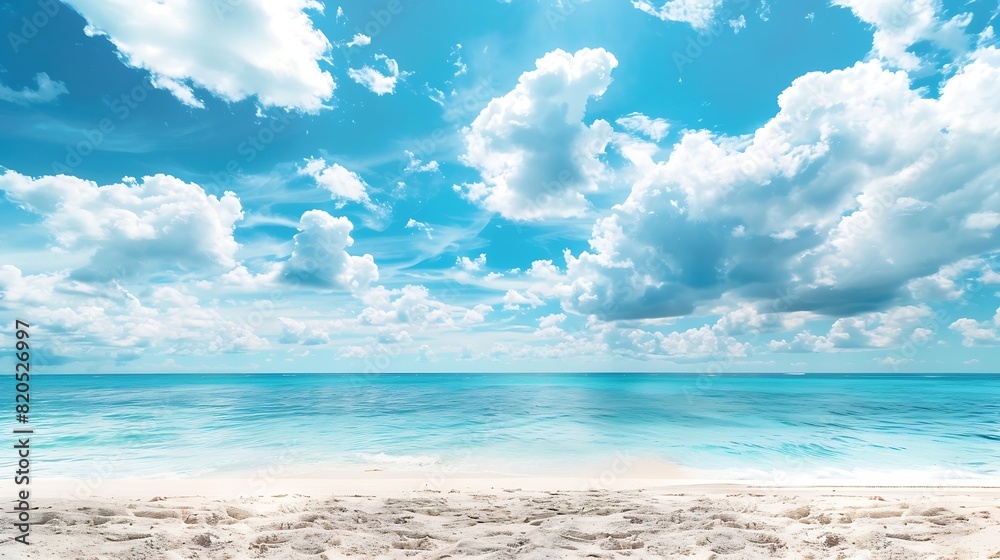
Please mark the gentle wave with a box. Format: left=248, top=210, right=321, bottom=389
left=354, top=452, right=442, bottom=468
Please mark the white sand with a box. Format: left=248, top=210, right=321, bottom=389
left=3, top=476, right=1000, bottom=559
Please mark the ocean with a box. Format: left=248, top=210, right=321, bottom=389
left=29, top=373, right=1000, bottom=484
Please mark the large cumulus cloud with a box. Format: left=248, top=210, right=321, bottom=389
left=281, top=210, right=379, bottom=292
left=558, top=46, right=1000, bottom=320
left=65, top=0, right=335, bottom=111
left=458, top=48, right=618, bottom=221
left=0, top=171, right=243, bottom=281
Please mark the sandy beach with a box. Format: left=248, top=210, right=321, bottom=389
left=4, top=476, right=1000, bottom=559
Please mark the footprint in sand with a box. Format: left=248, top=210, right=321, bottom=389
left=105, top=532, right=152, bottom=542
left=225, top=506, right=256, bottom=520
left=600, top=534, right=645, bottom=550
left=192, top=533, right=214, bottom=547
left=132, top=509, right=179, bottom=519
left=392, top=536, right=436, bottom=550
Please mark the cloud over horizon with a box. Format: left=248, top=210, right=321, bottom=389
left=2, top=0, right=998, bottom=372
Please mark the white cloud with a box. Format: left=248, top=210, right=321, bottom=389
left=404, top=218, right=433, bottom=238
left=346, top=33, right=371, bottom=47
left=906, top=258, right=981, bottom=300
left=462, top=304, right=494, bottom=325
left=348, top=54, right=401, bottom=95
left=534, top=313, right=568, bottom=338
left=589, top=320, right=749, bottom=358
left=359, top=285, right=466, bottom=327
left=151, top=75, right=204, bottom=108
left=458, top=48, right=618, bottom=221
left=964, top=211, right=1000, bottom=231
left=631, top=0, right=723, bottom=30
left=616, top=112, right=670, bottom=142
left=377, top=327, right=412, bottom=344
left=456, top=253, right=487, bottom=272
left=65, top=0, right=334, bottom=111
left=538, top=313, right=567, bottom=329
left=0, top=73, right=68, bottom=105
left=417, top=344, right=438, bottom=362
left=278, top=317, right=343, bottom=345
left=770, top=306, right=934, bottom=352
left=769, top=331, right=836, bottom=353
left=0, top=266, right=67, bottom=307
left=949, top=308, right=1000, bottom=346
left=339, top=345, right=369, bottom=359
left=712, top=303, right=809, bottom=335
left=404, top=150, right=439, bottom=173
left=219, top=261, right=299, bottom=292
left=298, top=158, right=370, bottom=203
left=832, top=0, right=973, bottom=70
left=503, top=289, right=544, bottom=310
left=527, top=260, right=563, bottom=281
left=0, top=172, right=242, bottom=280
left=660, top=325, right=750, bottom=357
left=826, top=305, right=933, bottom=348
left=981, top=266, right=1000, bottom=285
left=907, top=274, right=963, bottom=300
left=879, top=356, right=914, bottom=366
left=426, top=86, right=446, bottom=107
left=451, top=43, right=467, bottom=76
left=0, top=269, right=268, bottom=359
left=729, top=14, right=747, bottom=34
left=559, top=46, right=1000, bottom=321
left=758, top=1, right=771, bottom=22
left=281, top=210, right=379, bottom=292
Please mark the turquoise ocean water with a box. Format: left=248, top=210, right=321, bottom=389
left=25, top=373, right=1000, bottom=484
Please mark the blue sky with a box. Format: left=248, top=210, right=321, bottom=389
left=1, top=0, right=999, bottom=373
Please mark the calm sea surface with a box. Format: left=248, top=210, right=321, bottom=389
left=25, top=373, right=1000, bottom=483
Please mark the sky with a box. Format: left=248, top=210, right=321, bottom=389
left=0, top=0, right=999, bottom=374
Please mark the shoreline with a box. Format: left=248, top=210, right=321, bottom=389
left=20, top=475, right=1000, bottom=500
left=22, top=461, right=1000, bottom=501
